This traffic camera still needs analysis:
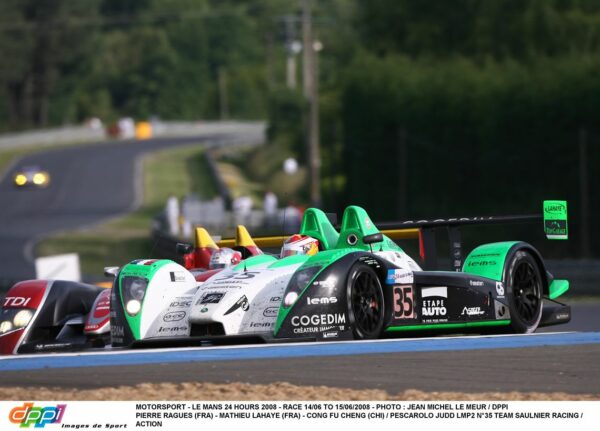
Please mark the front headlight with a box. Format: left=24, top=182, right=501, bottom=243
left=14, top=174, right=27, bottom=186
left=282, top=266, right=322, bottom=309
left=126, top=300, right=142, bottom=315
left=0, top=321, right=13, bottom=334
left=122, top=276, right=148, bottom=316
left=33, top=173, right=47, bottom=185
left=13, top=309, right=33, bottom=328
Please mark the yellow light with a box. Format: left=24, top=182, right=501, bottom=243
left=33, top=173, right=47, bottom=185
left=14, top=174, right=27, bottom=186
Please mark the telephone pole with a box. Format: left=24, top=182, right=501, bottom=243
left=302, top=0, right=321, bottom=207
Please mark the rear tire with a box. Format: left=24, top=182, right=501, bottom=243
left=346, top=263, right=385, bottom=339
left=504, top=250, right=543, bottom=333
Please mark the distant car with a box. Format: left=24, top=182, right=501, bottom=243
left=13, top=166, right=50, bottom=188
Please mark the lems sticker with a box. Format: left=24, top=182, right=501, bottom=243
left=9, top=403, right=67, bottom=428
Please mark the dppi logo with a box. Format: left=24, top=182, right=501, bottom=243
left=9, top=403, right=66, bottom=428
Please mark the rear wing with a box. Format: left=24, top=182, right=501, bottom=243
left=211, top=200, right=567, bottom=271
left=366, top=200, right=568, bottom=271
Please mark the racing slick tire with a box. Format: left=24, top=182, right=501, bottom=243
left=346, top=263, right=385, bottom=340
left=504, top=249, right=544, bottom=333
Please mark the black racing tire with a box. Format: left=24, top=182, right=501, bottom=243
left=504, top=249, right=544, bottom=333
left=346, top=263, right=385, bottom=340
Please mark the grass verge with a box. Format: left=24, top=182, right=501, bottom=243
left=35, top=145, right=217, bottom=278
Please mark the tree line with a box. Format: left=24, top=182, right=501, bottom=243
left=1, top=0, right=598, bottom=256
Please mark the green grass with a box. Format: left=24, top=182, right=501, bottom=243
left=36, top=144, right=217, bottom=277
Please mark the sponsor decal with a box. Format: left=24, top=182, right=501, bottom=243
left=112, top=325, right=124, bottom=337
left=197, top=292, right=225, bottom=305
left=249, top=322, right=272, bottom=328
left=470, top=252, right=500, bottom=259
left=169, top=300, right=192, bottom=308
left=556, top=313, right=570, bottom=320
left=386, top=269, right=414, bottom=285
left=469, top=280, right=484, bottom=287
left=270, top=296, right=282, bottom=303
left=545, top=203, right=566, bottom=214
left=200, top=307, right=208, bottom=313
left=224, top=295, right=249, bottom=315
left=421, top=286, right=447, bottom=320
left=263, top=307, right=279, bottom=317
left=169, top=271, right=186, bottom=282
left=323, top=331, right=339, bottom=339
left=157, top=326, right=187, bottom=333
left=3, top=297, right=32, bottom=308
left=467, top=260, right=497, bottom=267
left=495, top=281, right=505, bottom=296
left=545, top=220, right=567, bottom=237
left=9, top=403, right=66, bottom=428
left=393, top=285, right=415, bottom=319
left=291, top=313, right=346, bottom=327
left=313, top=278, right=336, bottom=288
left=163, top=311, right=186, bottom=322
left=461, top=306, right=485, bottom=316
left=212, top=272, right=260, bottom=284
left=421, top=286, right=447, bottom=298
left=306, top=296, right=338, bottom=305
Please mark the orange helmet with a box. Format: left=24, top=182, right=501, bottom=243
left=280, top=234, right=319, bottom=258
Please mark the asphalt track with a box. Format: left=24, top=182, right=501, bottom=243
left=0, top=124, right=263, bottom=281
left=0, top=303, right=598, bottom=394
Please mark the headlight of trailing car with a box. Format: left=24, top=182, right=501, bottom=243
left=283, top=265, right=322, bottom=308
left=0, top=320, right=13, bottom=334
left=33, top=173, right=47, bottom=185
left=14, top=174, right=27, bottom=186
left=0, top=308, right=34, bottom=334
left=13, top=309, right=33, bottom=328
left=121, top=276, right=149, bottom=316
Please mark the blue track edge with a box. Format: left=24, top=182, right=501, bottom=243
left=1, top=332, right=599, bottom=372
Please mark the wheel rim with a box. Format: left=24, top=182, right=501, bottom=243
left=351, top=271, right=383, bottom=337
left=512, top=260, right=541, bottom=324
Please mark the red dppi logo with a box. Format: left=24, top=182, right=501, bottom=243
left=9, top=403, right=66, bottom=428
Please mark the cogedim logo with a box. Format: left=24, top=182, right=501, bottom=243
left=9, top=403, right=66, bottom=428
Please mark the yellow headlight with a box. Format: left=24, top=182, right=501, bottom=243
left=33, top=173, right=47, bottom=185
left=14, top=174, right=27, bottom=186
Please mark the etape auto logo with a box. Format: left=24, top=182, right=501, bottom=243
left=9, top=403, right=66, bottom=428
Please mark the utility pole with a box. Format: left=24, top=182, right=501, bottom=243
left=284, top=15, right=299, bottom=89
left=302, top=0, right=321, bottom=207
left=579, top=128, right=591, bottom=257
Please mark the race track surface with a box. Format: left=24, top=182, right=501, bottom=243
left=0, top=332, right=599, bottom=394
left=0, top=304, right=598, bottom=395
left=0, top=124, right=263, bottom=281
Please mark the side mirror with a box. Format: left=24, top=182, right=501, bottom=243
left=104, top=267, right=120, bottom=278
left=363, top=233, right=384, bottom=245
left=176, top=242, right=194, bottom=255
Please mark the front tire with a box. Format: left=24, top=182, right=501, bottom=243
left=346, top=263, right=385, bottom=339
left=504, top=250, right=543, bottom=333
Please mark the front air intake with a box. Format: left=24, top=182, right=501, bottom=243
left=190, top=323, right=225, bottom=337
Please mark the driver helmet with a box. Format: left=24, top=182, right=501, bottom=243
left=280, top=234, right=319, bottom=258
left=209, top=248, right=242, bottom=269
